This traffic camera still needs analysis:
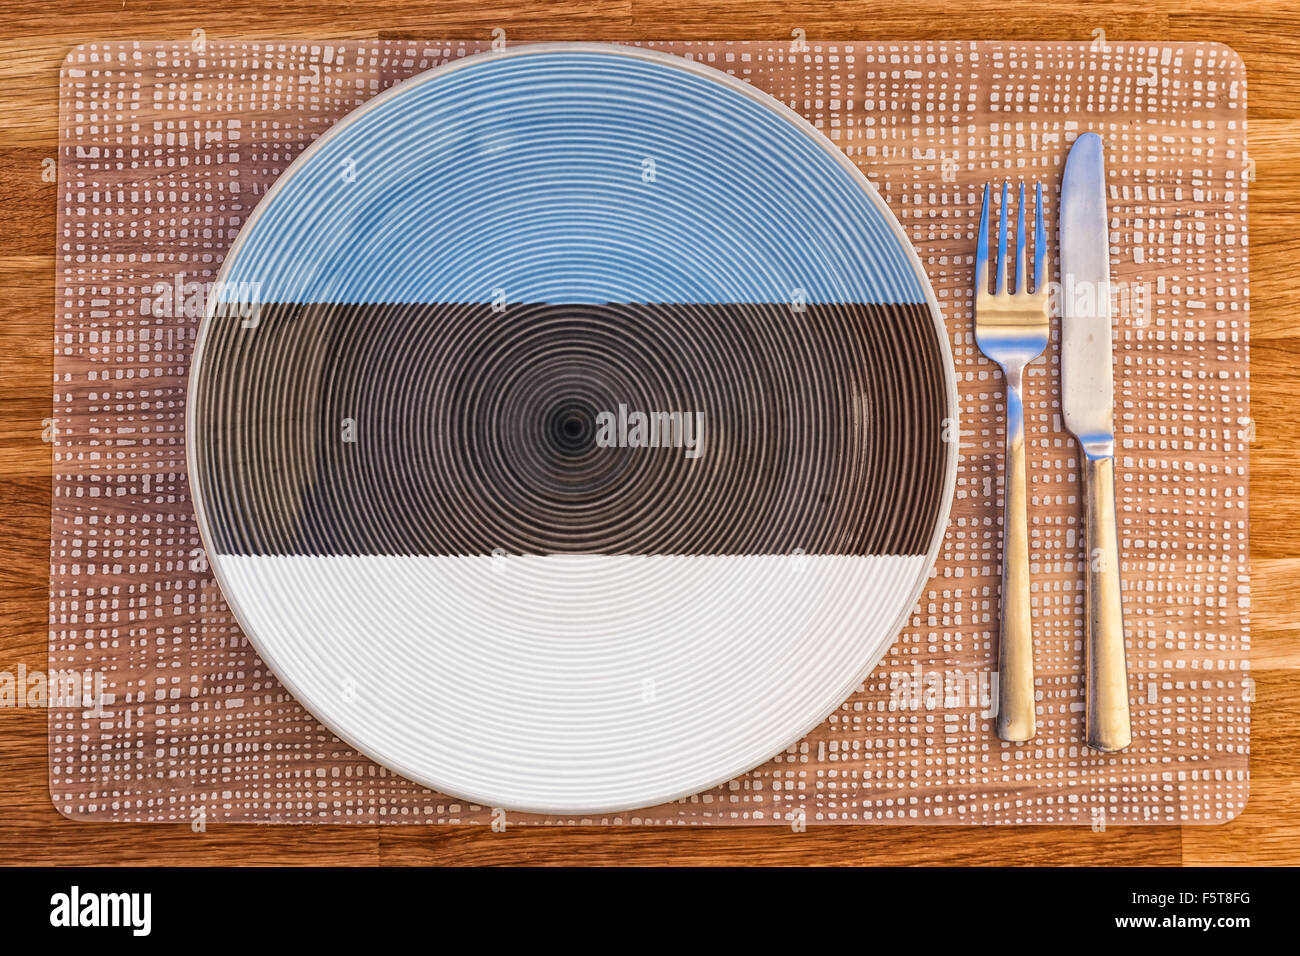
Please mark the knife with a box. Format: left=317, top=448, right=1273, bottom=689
left=1059, top=132, right=1132, bottom=752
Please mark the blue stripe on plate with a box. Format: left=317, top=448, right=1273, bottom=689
left=216, top=49, right=928, bottom=306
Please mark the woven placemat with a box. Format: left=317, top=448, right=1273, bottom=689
left=49, top=38, right=1249, bottom=825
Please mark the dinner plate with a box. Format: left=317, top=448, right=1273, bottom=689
left=188, top=42, right=957, bottom=814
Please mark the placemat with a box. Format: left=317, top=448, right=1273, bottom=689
left=49, top=38, right=1249, bottom=825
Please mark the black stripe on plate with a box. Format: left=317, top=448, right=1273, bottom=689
left=193, top=301, right=948, bottom=557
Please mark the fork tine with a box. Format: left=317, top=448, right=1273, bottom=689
left=1034, top=182, right=1047, bottom=294
left=995, top=181, right=1009, bottom=295
left=976, top=182, right=989, bottom=294
left=1015, top=181, right=1027, bottom=293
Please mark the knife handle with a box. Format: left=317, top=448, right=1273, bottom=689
left=996, top=374, right=1035, bottom=742
left=1082, top=453, right=1132, bottom=752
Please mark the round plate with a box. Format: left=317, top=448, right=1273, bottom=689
left=189, top=42, right=957, bottom=814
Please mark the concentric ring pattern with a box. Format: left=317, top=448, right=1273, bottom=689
left=188, top=43, right=957, bottom=814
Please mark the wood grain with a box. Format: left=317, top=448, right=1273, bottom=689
left=2, top=1, right=1297, bottom=865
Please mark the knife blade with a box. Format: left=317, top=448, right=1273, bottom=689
left=1059, top=132, right=1132, bottom=752
left=1061, top=132, right=1114, bottom=454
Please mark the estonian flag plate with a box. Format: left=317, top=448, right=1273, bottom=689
left=188, top=42, right=957, bottom=814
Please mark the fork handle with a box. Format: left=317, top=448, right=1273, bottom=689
left=1082, top=454, right=1132, bottom=752
left=996, top=374, right=1035, bottom=742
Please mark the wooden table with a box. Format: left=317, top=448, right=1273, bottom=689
left=2, top=1, right=1296, bottom=866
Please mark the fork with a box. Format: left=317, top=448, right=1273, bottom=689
left=974, top=181, right=1049, bottom=743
